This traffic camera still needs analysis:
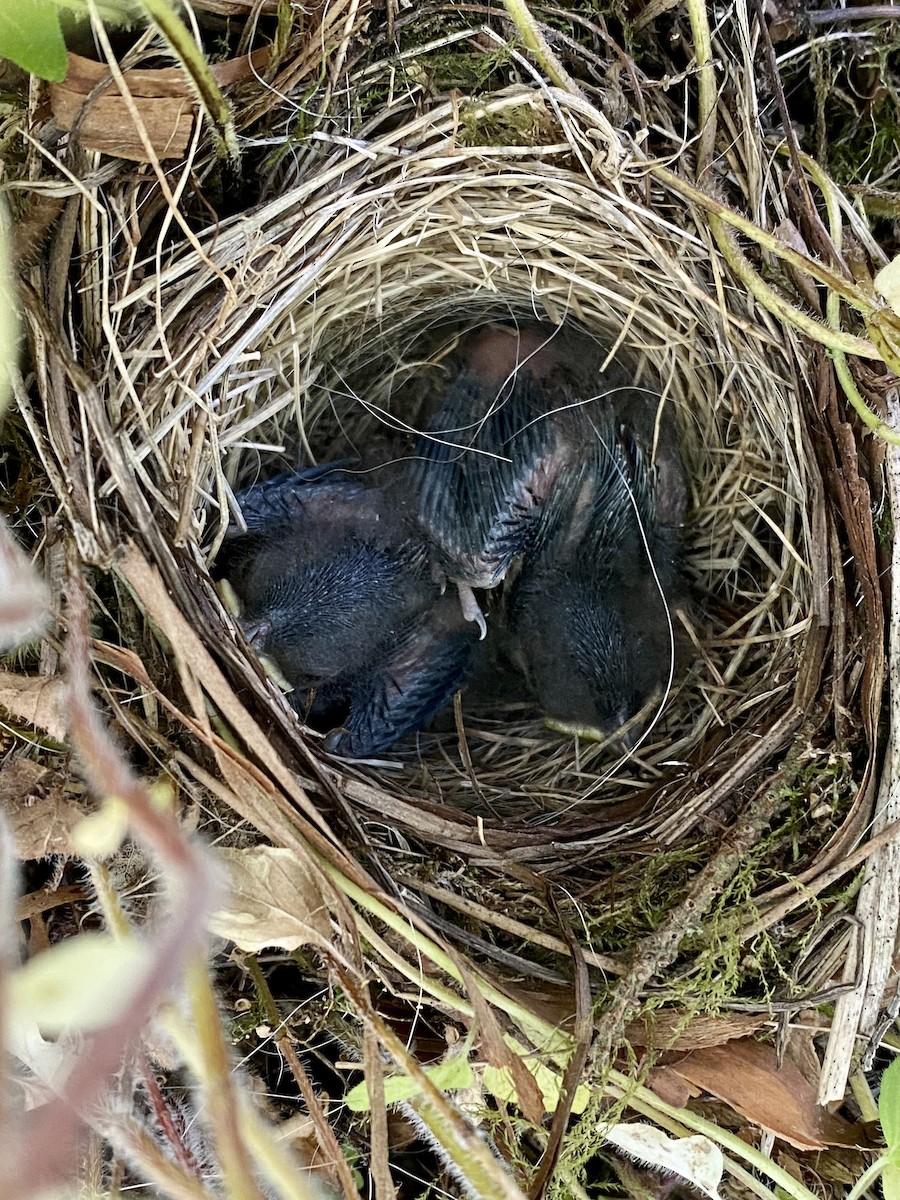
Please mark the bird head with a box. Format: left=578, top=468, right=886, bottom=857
left=224, top=531, right=428, bottom=686
left=510, top=526, right=678, bottom=743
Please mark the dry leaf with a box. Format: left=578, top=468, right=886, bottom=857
left=605, top=1124, right=723, bottom=1200
left=50, top=49, right=270, bottom=162
left=783, top=1022, right=827, bottom=1089
left=646, top=1064, right=701, bottom=1109
left=0, top=671, right=67, bottom=742
left=1, top=760, right=87, bottom=860
left=210, top=846, right=332, bottom=952
left=7, top=1020, right=71, bottom=1100
left=810, top=1146, right=869, bottom=1185
left=876, top=256, right=900, bottom=316
left=668, top=1038, right=866, bottom=1150
left=10, top=194, right=66, bottom=266
left=625, top=1011, right=767, bottom=1052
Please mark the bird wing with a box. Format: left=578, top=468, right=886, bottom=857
left=324, top=603, right=477, bottom=758
left=414, top=373, right=562, bottom=587
left=232, top=460, right=364, bottom=533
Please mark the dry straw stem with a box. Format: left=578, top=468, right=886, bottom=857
left=820, top=387, right=900, bottom=1103
left=8, top=0, right=898, bottom=1191
left=677, top=0, right=899, bottom=1106
left=675, top=0, right=900, bottom=431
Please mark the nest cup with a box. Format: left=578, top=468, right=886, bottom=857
left=113, top=86, right=817, bottom=861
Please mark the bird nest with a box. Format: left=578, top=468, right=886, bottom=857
left=6, top=0, right=900, bottom=1194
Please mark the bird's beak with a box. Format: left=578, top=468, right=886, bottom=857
left=544, top=692, right=663, bottom=750
left=544, top=716, right=616, bottom=745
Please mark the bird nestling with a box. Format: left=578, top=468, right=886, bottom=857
left=507, top=406, right=686, bottom=740
left=414, top=320, right=687, bottom=740
left=218, top=462, right=479, bottom=758
left=411, top=324, right=579, bottom=636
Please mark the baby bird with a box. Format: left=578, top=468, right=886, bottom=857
left=508, top=407, right=685, bottom=739
left=412, top=324, right=578, bottom=636
left=220, top=462, right=478, bottom=758
left=413, top=317, right=686, bottom=738
left=317, top=592, right=476, bottom=758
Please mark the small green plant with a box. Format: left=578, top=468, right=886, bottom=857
left=0, top=0, right=67, bottom=82
left=0, top=0, right=139, bottom=82
left=848, top=1055, right=900, bottom=1200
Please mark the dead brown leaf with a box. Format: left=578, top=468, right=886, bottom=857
left=625, top=1011, right=768, bottom=1052
left=0, top=672, right=68, bottom=742
left=50, top=49, right=271, bottom=162
left=668, top=1038, right=867, bottom=1150
left=11, top=195, right=67, bottom=266
left=1, top=759, right=87, bottom=859
left=808, top=1146, right=869, bottom=1185
left=210, top=845, right=332, bottom=952
left=783, top=1022, right=827, bottom=1090
left=646, top=1065, right=701, bottom=1109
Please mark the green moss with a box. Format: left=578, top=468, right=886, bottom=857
left=229, top=998, right=267, bottom=1041
left=803, top=36, right=900, bottom=201
left=574, top=846, right=703, bottom=958
left=457, top=95, right=559, bottom=148
left=424, top=46, right=515, bottom=93
left=875, top=504, right=894, bottom=552
left=829, top=97, right=900, bottom=191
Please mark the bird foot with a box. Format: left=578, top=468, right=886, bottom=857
left=239, top=616, right=271, bottom=650
left=456, top=583, right=487, bottom=640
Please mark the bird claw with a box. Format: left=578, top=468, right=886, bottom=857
left=239, top=616, right=271, bottom=650
left=456, top=583, right=487, bottom=640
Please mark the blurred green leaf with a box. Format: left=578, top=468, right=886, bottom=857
left=345, top=1054, right=474, bottom=1112
left=8, top=933, right=148, bottom=1033
left=0, top=0, right=67, bottom=82
left=59, top=0, right=143, bottom=23
left=880, top=1057, right=900, bottom=1153
left=883, top=1160, right=900, bottom=1200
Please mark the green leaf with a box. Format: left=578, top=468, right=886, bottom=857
left=0, top=0, right=67, bottom=82
left=880, top=1057, right=900, bottom=1152
left=883, top=1160, right=900, bottom=1200
left=876, top=257, right=900, bottom=319
left=478, top=1029, right=590, bottom=1116
left=484, top=1058, right=590, bottom=1115
left=345, top=1054, right=474, bottom=1113
left=58, top=0, right=143, bottom=25
left=7, top=933, right=148, bottom=1033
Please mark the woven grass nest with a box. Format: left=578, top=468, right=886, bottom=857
left=6, top=0, right=900, bottom=1195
